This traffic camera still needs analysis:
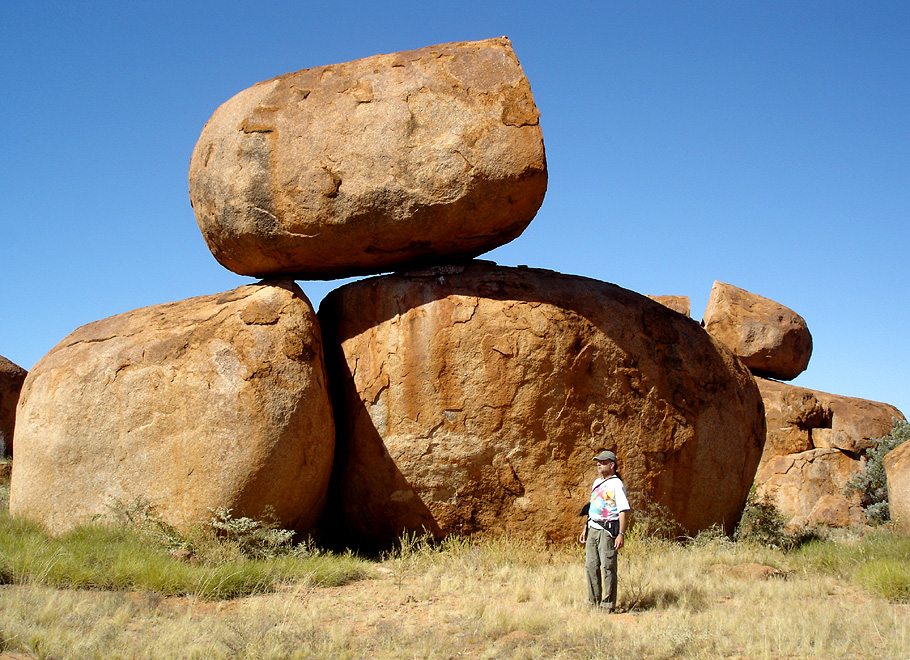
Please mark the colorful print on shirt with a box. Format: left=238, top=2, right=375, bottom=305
left=588, top=476, right=629, bottom=521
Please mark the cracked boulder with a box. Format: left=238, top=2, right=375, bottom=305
left=189, top=38, right=547, bottom=280
left=318, top=262, right=765, bottom=549
left=1, top=355, right=27, bottom=457
left=11, top=282, right=334, bottom=535
left=755, top=449, right=865, bottom=527
left=753, top=377, right=904, bottom=527
left=703, top=281, right=812, bottom=380
left=756, top=377, right=903, bottom=465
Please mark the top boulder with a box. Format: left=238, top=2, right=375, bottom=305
left=703, top=281, right=812, bottom=381
left=189, top=38, right=547, bottom=280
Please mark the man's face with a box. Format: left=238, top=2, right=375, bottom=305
left=596, top=459, right=615, bottom=477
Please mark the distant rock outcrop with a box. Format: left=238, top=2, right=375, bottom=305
left=754, top=377, right=904, bottom=527
left=189, top=38, right=547, bottom=280
left=703, top=281, right=812, bottom=380
left=0, top=355, right=27, bottom=457
left=319, top=262, right=765, bottom=549
left=11, top=282, right=334, bottom=535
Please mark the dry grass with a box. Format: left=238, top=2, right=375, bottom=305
left=1, top=531, right=908, bottom=660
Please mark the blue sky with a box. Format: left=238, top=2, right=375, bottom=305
left=2, top=2, right=908, bottom=419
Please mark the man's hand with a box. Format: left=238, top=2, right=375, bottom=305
left=613, top=533, right=624, bottom=550
left=578, top=528, right=587, bottom=544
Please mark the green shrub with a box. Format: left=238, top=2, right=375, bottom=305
left=202, top=506, right=295, bottom=559
left=844, top=419, right=909, bottom=524
left=734, top=489, right=788, bottom=548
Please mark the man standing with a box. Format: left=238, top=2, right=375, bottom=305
left=579, top=450, right=630, bottom=611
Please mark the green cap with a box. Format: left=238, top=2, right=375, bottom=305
left=593, top=450, right=617, bottom=462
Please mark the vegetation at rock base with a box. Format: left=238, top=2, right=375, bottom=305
left=734, top=487, right=823, bottom=550
left=2, top=461, right=909, bottom=659
left=845, top=419, right=910, bottom=523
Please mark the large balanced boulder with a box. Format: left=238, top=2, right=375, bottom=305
left=319, top=262, right=765, bottom=549
left=0, top=355, right=27, bottom=457
left=884, top=439, right=910, bottom=534
left=189, top=38, right=547, bottom=280
left=11, top=282, right=334, bottom=535
left=703, top=282, right=812, bottom=380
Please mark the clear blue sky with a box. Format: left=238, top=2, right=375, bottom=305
left=2, top=2, right=908, bottom=419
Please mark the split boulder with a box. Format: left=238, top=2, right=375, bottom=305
left=756, top=377, right=903, bottom=465
left=189, top=38, right=547, bottom=279
left=11, top=282, right=334, bottom=535
left=0, top=355, right=27, bottom=457
left=319, top=262, right=765, bottom=549
left=703, top=281, right=812, bottom=380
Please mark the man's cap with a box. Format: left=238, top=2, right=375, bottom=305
left=593, top=450, right=617, bottom=462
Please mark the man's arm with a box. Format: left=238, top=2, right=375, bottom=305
left=614, top=510, right=628, bottom=550
left=579, top=516, right=589, bottom=544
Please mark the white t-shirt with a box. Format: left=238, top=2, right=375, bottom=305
left=587, top=475, right=630, bottom=529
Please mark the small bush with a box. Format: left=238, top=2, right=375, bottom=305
left=844, top=419, right=910, bottom=524
left=735, top=489, right=788, bottom=548
left=202, top=506, right=295, bottom=560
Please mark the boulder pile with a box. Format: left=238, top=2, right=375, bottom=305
left=698, top=284, right=904, bottom=528
left=10, top=38, right=902, bottom=545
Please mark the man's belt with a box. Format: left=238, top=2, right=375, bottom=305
left=591, top=519, right=620, bottom=536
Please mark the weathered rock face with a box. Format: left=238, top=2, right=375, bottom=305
left=319, top=262, right=765, bottom=549
left=189, top=38, right=547, bottom=280
left=753, top=377, right=904, bottom=526
left=0, top=355, right=27, bottom=458
left=884, top=440, right=910, bottom=534
left=703, top=281, right=812, bottom=380
left=756, top=377, right=904, bottom=465
left=11, top=282, right=334, bottom=535
left=755, top=449, right=865, bottom=527
left=646, top=295, right=690, bottom=317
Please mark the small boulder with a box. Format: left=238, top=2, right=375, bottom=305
left=319, top=262, right=765, bottom=549
left=189, top=38, right=547, bottom=280
left=0, top=355, right=27, bottom=458
left=11, top=282, right=334, bottom=535
left=703, top=281, right=812, bottom=380
left=646, top=295, right=690, bottom=317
